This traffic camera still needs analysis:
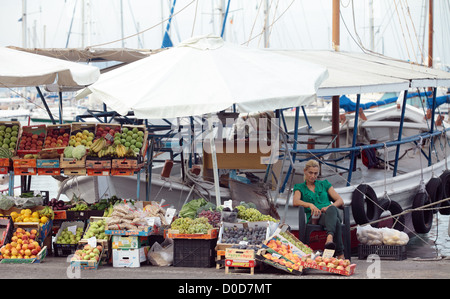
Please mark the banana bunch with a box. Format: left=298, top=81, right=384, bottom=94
left=91, top=137, right=107, bottom=153
left=102, top=204, right=114, bottom=217
left=115, top=144, right=127, bottom=158
left=98, top=145, right=115, bottom=158
left=38, top=206, right=55, bottom=220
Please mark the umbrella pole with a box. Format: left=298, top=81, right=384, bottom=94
left=208, top=114, right=222, bottom=207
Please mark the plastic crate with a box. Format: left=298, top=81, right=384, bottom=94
left=358, top=244, right=407, bottom=260
left=53, top=243, right=78, bottom=257
left=173, top=238, right=217, bottom=268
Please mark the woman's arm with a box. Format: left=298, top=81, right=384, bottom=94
left=322, top=186, right=344, bottom=212
left=293, top=190, right=321, bottom=216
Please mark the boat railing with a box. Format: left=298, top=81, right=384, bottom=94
left=279, top=127, right=450, bottom=191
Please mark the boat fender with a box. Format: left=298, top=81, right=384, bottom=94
left=438, top=171, right=450, bottom=215
left=411, top=192, right=433, bottom=234
left=425, top=177, right=443, bottom=214
left=351, top=184, right=382, bottom=226
left=385, top=200, right=405, bottom=231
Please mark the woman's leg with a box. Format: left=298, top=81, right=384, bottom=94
left=319, top=205, right=344, bottom=256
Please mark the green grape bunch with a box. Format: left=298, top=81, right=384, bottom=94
left=236, top=205, right=278, bottom=222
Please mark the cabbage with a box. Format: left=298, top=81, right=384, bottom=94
left=64, top=146, right=74, bottom=158
left=72, top=145, right=86, bottom=160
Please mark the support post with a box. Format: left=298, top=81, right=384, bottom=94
left=393, top=90, right=408, bottom=176
left=346, top=94, right=360, bottom=186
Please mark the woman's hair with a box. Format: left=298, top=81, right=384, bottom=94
left=304, top=159, right=319, bottom=171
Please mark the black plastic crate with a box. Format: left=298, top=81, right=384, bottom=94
left=358, top=244, right=407, bottom=260
left=53, top=243, right=78, bottom=257
left=173, top=238, right=217, bottom=267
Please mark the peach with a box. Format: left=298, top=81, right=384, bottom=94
left=24, top=249, right=31, bottom=256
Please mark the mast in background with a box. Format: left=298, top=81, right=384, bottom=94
left=331, top=0, right=340, bottom=148
left=428, top=0, right=433, bottom=67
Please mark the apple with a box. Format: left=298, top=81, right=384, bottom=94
left=314, top=256, right=323, bottom=263
left=336, top=265, right=345, bottom=270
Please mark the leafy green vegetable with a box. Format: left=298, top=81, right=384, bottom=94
left=64, top=145, right=74, bottom=158
left=72, top=145, right=86, bottom=160
left=179, top=198, right=207, bottom=219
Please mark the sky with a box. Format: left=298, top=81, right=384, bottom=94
left=0, top=0, right=449, bottom=68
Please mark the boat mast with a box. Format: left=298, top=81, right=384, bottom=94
left=428, top=0, right=433, bottom=67
left=331, top=0, right=340, bottom=148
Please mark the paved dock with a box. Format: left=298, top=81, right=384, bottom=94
left=0, top=254, right=448, bottom=280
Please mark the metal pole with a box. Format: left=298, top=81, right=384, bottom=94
left=346, top=94, right=361, bottom=186
left=394, top=90, right=408, bottom=176
left=35, top=86, right=56, bottom=124
left=429, top=87, right=437, bottom=166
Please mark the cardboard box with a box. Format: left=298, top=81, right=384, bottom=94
left=112, top=246, right=149, bottom=268
left=60, top=154, right=86, bottom=168
left=87, top=169, right=110, bottom=176
left=86, top=158, right=111, bottom=169
left=0, top=158, right=10, bottom=167
left=0, top=121, right=21, bottom=155
left=0, top=246, right=47, bottom=264
left=69, top=243, right=104, bottom=270
left=13, top=167, right=37, bottom=175
left=267, top=223, right=313, bottom=257
left=16, top=124, right=46, bottom=156
left=111, top=235, right=148, bottom=249
left=215, top=221, right=270, bottom=252
left=62, top=168, right=86, bottom=176
left=36, top=158, right=60, bottom=168
left=12, top=158, right=36, bottom=168
left=300, top=256, right=356, bottom=276
left=0, top=166, right=9, bottom=174
left=110, top=168, right=136, bottom=176
left=225, top=248, right=255, bottom=260
left=44, top=124, right=71, bottom=151
left=167, top=228, right=218, bottom=240
left=255, top=249, right=303, bottom=275
left=37, top=168, right=61, bottom=175
left=105, top=225, right=154, bottom=237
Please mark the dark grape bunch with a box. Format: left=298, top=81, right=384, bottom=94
left=221, top=225, right=267, bottom=248
left=197, top=210, right=221, bottom=227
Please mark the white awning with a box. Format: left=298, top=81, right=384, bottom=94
left=77, top=35, right=329, bottom=119
left=0, top=47, right=100, bottom=90
left=274, top=50, right=450, bottom=97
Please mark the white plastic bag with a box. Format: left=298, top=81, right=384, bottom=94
left=356, top=225, right=383, bottom=245
left=380, top=227, right=409, bottom=246
left=147, top=238, right=173, bottom=266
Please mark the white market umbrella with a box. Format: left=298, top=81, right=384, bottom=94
left=77, top=35, right=329, bottom=206
left=77, top=34, right=328, bottom=119
left=0, top=47, right=100, bottom=89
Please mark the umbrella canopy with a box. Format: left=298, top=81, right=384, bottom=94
left=0, top=47, right=100, bottom=90
left=77, top=35, right=328, bottom=119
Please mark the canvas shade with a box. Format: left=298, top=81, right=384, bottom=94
left=77, top=35, right=329, bottom=119
left=0, top=47, right=100, bottom=89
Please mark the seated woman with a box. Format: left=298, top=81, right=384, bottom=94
left=292, top=159, right=345, bottom=259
